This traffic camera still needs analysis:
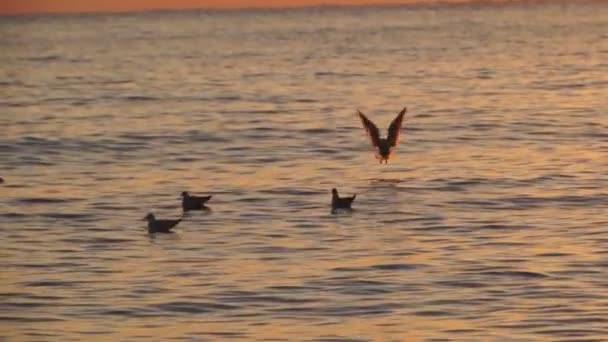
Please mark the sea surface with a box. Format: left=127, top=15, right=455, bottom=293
left=1, top=2, right=608, bottom=341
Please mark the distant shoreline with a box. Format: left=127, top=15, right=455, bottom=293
left=0, top=0, right=603, bottom=17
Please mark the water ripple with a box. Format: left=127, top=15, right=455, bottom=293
left=3, top=4, right=607, bottom=341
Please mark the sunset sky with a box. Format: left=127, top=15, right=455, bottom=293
left=0, top=0, right=545, bottom=15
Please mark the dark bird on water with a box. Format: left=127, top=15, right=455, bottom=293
left=358, top=107, right=407, bottom=164
left=181, top=191, right=212, bottom=211
left=143, top=213, right=182, bottom=234
left=331, top=188, right=356, bottom=212
left=0, top=177, right=4, bottom=184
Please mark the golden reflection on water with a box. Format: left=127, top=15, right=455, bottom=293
left=3, top=2, right=608, bottom=341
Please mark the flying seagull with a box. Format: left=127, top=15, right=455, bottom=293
left=331, top=188, right=356, bottom=213
left=181, top=191, right=212, bottom=211
left=143, top=213, right=182, bottom=234
left=358, top=107, right=407, bottom=164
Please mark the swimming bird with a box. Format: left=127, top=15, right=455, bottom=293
left=331, top=188, right=356, bottom=212
left=0, top=177, right=3, bottom=184
left=181, top=191, right=212, bottom=211
left=143, top=213, right=182, bottom=234
left=358, top=107, right=407, bottom=164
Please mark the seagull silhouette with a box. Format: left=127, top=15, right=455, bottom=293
left=331, top=188, right=356, bottom=213
left=358, top=107, right=407, bottom=164
left=181, top=191, right=212, bottom=211
left=143, top=213, right=182, bottom=234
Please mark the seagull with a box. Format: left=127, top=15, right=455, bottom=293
left=143, top=213, right=182, bottom=234
left=331, top=188, right=356, bottom=213
left=181, top=191, right=212, bottom=211
left=358, top=107, right=407, bottom=164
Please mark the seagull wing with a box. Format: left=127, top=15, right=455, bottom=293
left=358, top=110, right=381, bottom=147
left=161, top=218, right=181, bottom=230
left=387, top=107, right=406, bottom=147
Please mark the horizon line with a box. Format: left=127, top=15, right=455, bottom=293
left=0, top=0, right=594, bottom=16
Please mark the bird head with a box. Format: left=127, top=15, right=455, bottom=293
left=143, top=213, right=155, bottom=221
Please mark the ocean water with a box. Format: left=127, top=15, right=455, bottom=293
left=1, top=2, right=608, bottom=341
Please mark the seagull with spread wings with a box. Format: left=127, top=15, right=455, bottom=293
left=358, top=107, right=407, bottom=164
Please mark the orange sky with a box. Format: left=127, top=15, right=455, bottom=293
left=0, top=0, right=530, bottom=15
